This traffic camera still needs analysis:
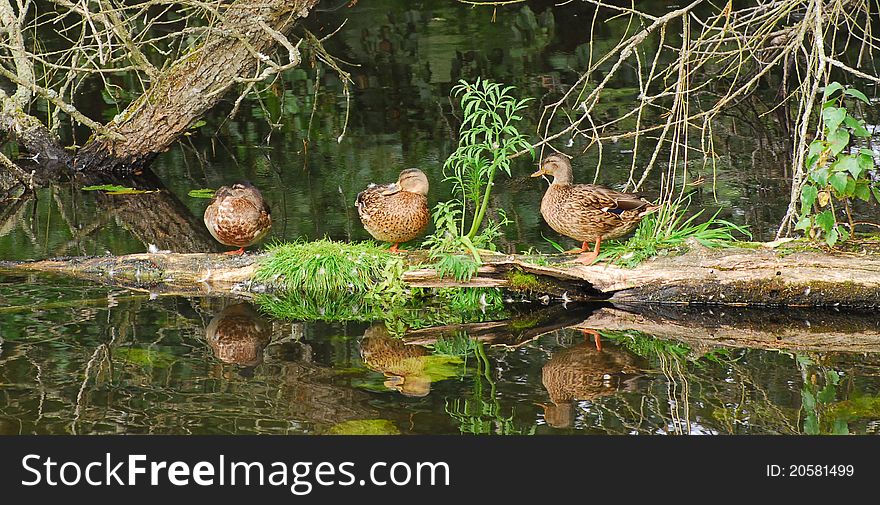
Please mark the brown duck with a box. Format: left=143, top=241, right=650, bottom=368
left=205, top=303, right=271, bottom=367
left=204, top=182, right=272, bottom=255
left=356, top=169, right=429, bottom=253
left=531, top=153, right=658, bottom=264
left=541, top=333, right=642, bottom=428
left=360, top=324, right=432, bottom=397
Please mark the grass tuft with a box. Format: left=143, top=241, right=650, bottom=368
left=600, top=202, right=751, bottom=267
left=254, top=239, right=404, bottom=305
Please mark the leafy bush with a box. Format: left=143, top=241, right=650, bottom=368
left=796, top=82, right=879, bottom=246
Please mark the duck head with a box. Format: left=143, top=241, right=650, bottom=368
left=530, top=153, right=574, bottom=184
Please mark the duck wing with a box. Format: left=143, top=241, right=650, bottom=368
left=575, top=184, right=652, bottom=214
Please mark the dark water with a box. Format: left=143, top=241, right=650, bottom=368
left=2, top=0, right=880, bottom=435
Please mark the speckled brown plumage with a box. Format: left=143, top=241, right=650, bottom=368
left=532, top=153, right=658, bottom=263
left=204, top=181, right=272, bottom=252
left=205, top=303, right=271, bottom=367
left=541, top=340, right=642, bottom=428
left=359, top=324, right=431, bottom=397
left=356, top=169, right=429, bottom=250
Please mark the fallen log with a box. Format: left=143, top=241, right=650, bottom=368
left=2, top=242, right=880, bottom=307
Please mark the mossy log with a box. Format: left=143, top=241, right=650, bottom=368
left=2, top=243, right=880, bottom=307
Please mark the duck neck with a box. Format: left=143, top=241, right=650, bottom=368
left=551, top=166, right=574, bottom=186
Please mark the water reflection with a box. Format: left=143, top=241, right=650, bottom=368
left=541, top=334, right=643, bottom=429
left=205, top=303, right=271, bottom=367
left=2, top=283, right=880, bottom=434
left=360, top=324, right=433, bottom=397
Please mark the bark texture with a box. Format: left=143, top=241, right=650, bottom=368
left=73, top=0, right=318, bottom=172
left=2, top=244, right=880, bottom=308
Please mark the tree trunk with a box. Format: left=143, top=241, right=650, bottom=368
left=73, top=0, right=318, bottom=172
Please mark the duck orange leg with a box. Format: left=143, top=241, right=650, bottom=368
left=573, top=237, right=601, bottom=265
left=224, top=247, right=246, bottom=255
left=581, top=329, right=602, bottom=352
left=389, top=243, right=408, bottom=253
left=565, top=241, right=587, bottom=254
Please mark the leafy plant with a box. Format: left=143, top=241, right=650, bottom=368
left=796, top=82, right=879, bottom=246
left=599, top=199, right=751, bottom=267
left=423, top=78, right=533, bottom=268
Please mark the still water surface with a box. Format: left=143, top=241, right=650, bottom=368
left=1, top=0, right=880, bottom=435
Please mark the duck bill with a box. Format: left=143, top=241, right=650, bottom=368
left=530, top=168, right=546, bottom=178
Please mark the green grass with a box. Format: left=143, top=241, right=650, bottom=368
left=599, top=204, right=751, bottom=267
left=254, top=239, right=405, bottom=305
left=253, top=241, right=508, bottom=328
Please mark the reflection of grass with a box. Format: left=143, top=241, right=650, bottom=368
left=444, top=341, right=536, bottom=435
left=327, top=419, right=400, bottom=435
left=430, top=332, right=479, bottom=357
left=114, top=348, right=177, bottom=368
left=256, top=286, right=508, bottom=331
left=601, top=330, right=731, bottom=364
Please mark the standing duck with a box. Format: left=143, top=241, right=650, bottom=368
left=531, top=153, right=658, bottom=264
left=356, top=169, right=429, bottom=253
left=204, top=182, right=272, bottom=255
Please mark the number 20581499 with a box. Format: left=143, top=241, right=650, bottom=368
left=766, top=464, right=854, bottom=477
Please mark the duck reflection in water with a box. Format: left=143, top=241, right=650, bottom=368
left=541, top=329, right=642, bottom=429
left=206, top=303, right=271, bottom=368
left=360, top=324, right=432, bottom=398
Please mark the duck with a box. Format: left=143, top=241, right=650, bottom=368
left=541, top=332, right=642, bottom=428
left=205, top=303, right=271, bottom=367
left=531, top=153, right=658, bottom=264
left=360, top=324, right=432, bottom=397
left=204, top=181, right=271, bottom=255
left=356, top=169, right=429, bottom=253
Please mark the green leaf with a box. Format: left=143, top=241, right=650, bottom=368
left=807, top=140, right=826, bottom=158
left=834, top=155, right=861, bottom=178
left=844, top=177, right=856, bottom=196
left=844, top=88, right=871, bottom=104
left=188, top=188, right=216, bottom=199
left=816, top=210, right=836, bottom=232
left=859, top=152, right=875, bottom=173
left=872, top=186, right=880, bottom=204
left=838, top=227, right=850, bottom=242
left=827, top=129, right=850, bottom=156
left=826, top=227, right=839, bottom=247
left=795, top=216, right=812, bottom=231
left=829, top=172, right=849, bottom=194
left=832, top=420, right=850, bottom=436
left=818, top=384, right=836, bottom=403
left=800, top=184, right=818, bottom=209
left=823, top=82, right=845, bottom=100
left=802, top=389, right=817, bottom=411
left=810, top=167, right=830, bottom=186
left=854, top=182, right=871, bottom=201
left=804, top=414, right=819, bottom=435
left=843, top=116, right=871, bottom=137
left=80, top=184, right=157, bottom=195
left=822, top=107, right=846, bottom=133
